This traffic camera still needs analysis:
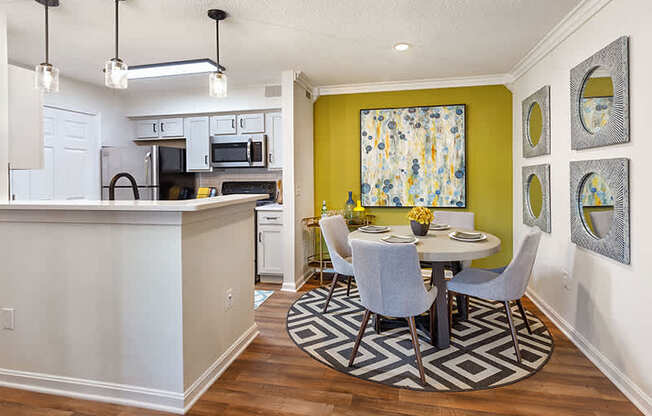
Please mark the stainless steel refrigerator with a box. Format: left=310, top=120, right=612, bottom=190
left=101, top=145, right=194, bottom=200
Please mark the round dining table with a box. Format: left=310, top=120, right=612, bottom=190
left=348, top=225, right=501, bottom=349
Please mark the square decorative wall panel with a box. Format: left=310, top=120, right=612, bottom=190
left=360, top=105, right=466, bottom=208
left=570, top=158, right=630, bottom=264
left=570, top=36, right=629, bottom=150
left=522, top=164, right=551, bottom=233
left=522, top=86, right=551, bottom=158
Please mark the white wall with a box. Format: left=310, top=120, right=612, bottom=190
left=511, top=0, right=652, bottom=413
left=0, top=12, right=8, bottom=202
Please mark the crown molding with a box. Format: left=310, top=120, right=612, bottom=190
left=509, top=0, right=613, bottom=82
left=316, top=74, right=511, bottom=96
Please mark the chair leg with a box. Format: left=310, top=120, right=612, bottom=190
left=504, top=301, right=522, bottom=363
left=348, top=309, right=372, bottom=367
left=407, top=316, right=427, bottom=385
left=429, top=302, right=436, bottom=346
left=374, top=313, right=382, bottom=334
left=322, top=273, right=340, bottom=313
left=346, top=276, right=353, bottom=297
left=516, top=298, right=532, bottom=335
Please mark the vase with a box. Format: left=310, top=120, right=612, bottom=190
left=410, top=220, right=429, bottom=236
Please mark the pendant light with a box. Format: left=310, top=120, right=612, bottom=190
left=105, top=0, right=128, bottom=89
left=34, top=0, right=60, bottom=93
left=208, top=9, right=227, bottom=97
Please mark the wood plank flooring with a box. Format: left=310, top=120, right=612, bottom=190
left=0, top=279, right=642, bottom=416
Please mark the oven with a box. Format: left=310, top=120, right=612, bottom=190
left=210, top=134, right=267, bottom=168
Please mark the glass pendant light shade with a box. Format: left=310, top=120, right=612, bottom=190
left=105, top=58, right=128, bottom=89
left=35, top=63, right=60, bottom=93
left=209, top=71, right=227, bottom=97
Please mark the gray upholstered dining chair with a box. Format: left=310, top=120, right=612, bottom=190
left=348, top=239, right=438, bottom=385
left=447, top=231, right=542, bottom=363
left=319, top=215, right=355, bottom=313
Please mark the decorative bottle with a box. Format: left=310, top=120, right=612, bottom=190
left=321, top=200, right=328, bottom=218
left=345, top=191, right=355, bottom=220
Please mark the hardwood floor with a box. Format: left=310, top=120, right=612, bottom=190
left=0, top=279, right=642, bottom=416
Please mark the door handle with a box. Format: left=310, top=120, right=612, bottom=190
left=160, top=122, right=164, bottom=133
left=258, top=232, right=262, bottom=243
left=265, top=216, right=279, bottom=220
left=269, top=153, right=273, bottom=163
left=231, top=119, right=235, bottom=129
left=153, top=123, right=157, bottom=134
left=240, top=118, right=244, bottom=128
left=205, top=155, right=208, bottom=165
left=246, top=139, right=252, bottom=164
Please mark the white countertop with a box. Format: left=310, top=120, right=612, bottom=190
left=0, top=194, right=268, bottom=212
left=255, top=203, right=284, bottom=212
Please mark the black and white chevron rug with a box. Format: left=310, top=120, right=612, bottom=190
left=287, top=285, right=553, bottom=391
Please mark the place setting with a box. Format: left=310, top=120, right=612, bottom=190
left=358, top=224, right=391, bottom=233
left=448, top=230, right=487, bottom=242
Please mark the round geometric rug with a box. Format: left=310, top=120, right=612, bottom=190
left=287, top=284, right=553, bottom=391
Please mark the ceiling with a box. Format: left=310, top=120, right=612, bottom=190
left=1, top=0, right=582, bottom=90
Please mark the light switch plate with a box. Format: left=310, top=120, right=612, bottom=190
left=1, top=308, right=15, bottom=330
left=225, top=289, right=233, bottom=310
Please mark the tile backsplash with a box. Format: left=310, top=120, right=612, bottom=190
left=197, top=169, right=282, bottom=195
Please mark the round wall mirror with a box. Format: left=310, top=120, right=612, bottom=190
left=527, top=174, right=543, bottom=219
left=580, top=66, right=614, bottom=134
left=528, top=102, right=543, bottom=147
left=579, top=172, right=614, bottom=239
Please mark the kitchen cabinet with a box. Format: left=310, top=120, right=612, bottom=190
left=210, top=115, right=237, bottom=135
left=136, top=118, right=184, bottom=138
left=159, top=118, right=184, bottom=137
left=257, top=209, right=284, bottom=276
left=8, top=65, right=43, bottom=170
left=184, top=117, right=211, bottom=172
left=237, top=113, right=265, bottom=134
left=135, top=119, right=160, bottom=139
left=265, top=112, right=283, bottom=170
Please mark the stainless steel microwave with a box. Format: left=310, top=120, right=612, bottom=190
left=210, top=134, right=267, bottom=168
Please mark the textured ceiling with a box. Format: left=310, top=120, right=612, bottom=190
left=1, top=0, right=582, bottom=89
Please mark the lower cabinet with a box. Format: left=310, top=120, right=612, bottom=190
left=256, top=210, right=284, bottom=276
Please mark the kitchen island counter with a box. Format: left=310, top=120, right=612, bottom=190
left=0, top=194, right=264, bottom=414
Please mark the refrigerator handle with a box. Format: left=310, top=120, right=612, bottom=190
left=151, top=145, right=160, bottom=200
left=144, top=151, right=151, bottom=187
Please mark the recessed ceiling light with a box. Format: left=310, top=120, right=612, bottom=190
left=393, top=43, right=410, bottom=52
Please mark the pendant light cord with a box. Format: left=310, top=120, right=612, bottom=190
left=215, top=19, right=220, bottom=72
left=44, top=2, right=49, bottom=64
left=114, top=0, right=119, bottom=60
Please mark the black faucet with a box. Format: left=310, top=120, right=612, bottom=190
left=108, top=172, right=140, bottom=200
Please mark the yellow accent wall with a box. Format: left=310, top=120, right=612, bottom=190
left=314, top=85, right=513, bottom=268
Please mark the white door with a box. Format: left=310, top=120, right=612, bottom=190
left=11, top=107, right=99, bottom=201
left=185, top=117, right=211, bottom=172
left=159, top=118, right=184, bottom=137
left=210, top=115, right=237, bottom=135
left=257, top=224, right=284, bottom=275
left=266, top=112, right=283, bottom=170
left=135, top=119, right=159, bottom=138
left=237, top=113, right=265, bottom=134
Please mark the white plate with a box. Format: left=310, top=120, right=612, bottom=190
left=449, top=232, right=487, bottom=242
left=359, top=225, right=391, bottom=233
left=429, top=223, right=450, bottom=231
left=381, top=235, right=419, bottom=244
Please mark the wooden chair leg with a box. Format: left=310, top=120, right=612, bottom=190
left=348, top=309, right=372, bottom=367
left=504, top=301, right=522, bottom=363
left=516, top=298, right=532, bottom=335
left=374, top=313, right=382, bottom=334
left=346, top=276, right=353, bottom=297
left=407, top=316, right=427, bottom=385
left=322, top=273, right=340, bottom=313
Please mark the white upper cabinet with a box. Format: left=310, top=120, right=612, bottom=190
left=210, top=115, right=237, bottom=135
left=135, top=119, right=159, bottom=139
left=237, top=113, right=265, bottom=134
left=8, top=65, right=43, bottom=170
left=265, top=112, right=283, bottom=170
left=159, top=118, right=184, bottom=137
left=184, top=117, right=211, bottom=172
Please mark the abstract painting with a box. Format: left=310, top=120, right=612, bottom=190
left=360, top=105, right=466, bottom=207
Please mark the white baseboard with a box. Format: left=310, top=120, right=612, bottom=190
left=183, top=323, right=259, bottom=413
left=526, top=289, right=652, bottom=415
left=0, top=324, right=260, bottom=415
left=0, top=368, right=184, bottom=414
left=281, top=270, right=312, bottom=292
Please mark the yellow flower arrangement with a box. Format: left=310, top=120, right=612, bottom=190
left=407, top=207, right=434, bottom=224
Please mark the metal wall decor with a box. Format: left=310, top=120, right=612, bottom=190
left=570, top=36, right=629, bottom=150
left=570, top=158, right=630, bottom=264
left=522, top=86, right=550, bottom=158
left=522, top=164, right=551, bottom=232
